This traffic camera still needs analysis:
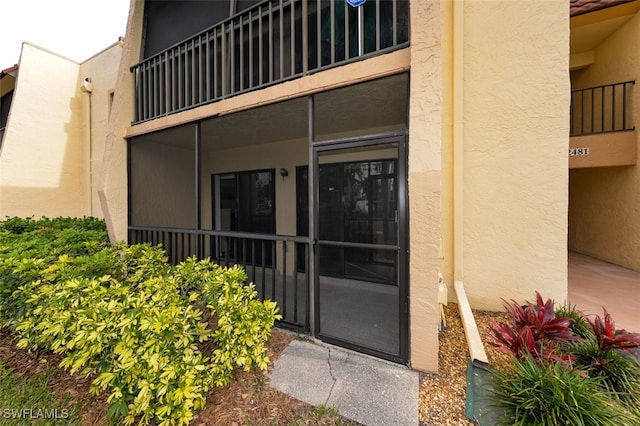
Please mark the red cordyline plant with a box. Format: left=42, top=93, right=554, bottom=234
left=589, top=308, right=640, bottom=352
left=489, top=292, right=581, bottom=361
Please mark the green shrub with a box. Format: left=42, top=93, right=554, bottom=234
left=0, top=216, right=108, bottom=260
left=0, top=217, right=281, bottom=426
left=488, top=293, right=640, bottom=425
left=555, top=303, right=593, bottom=340
left=492, top=355, right=634, bottom=426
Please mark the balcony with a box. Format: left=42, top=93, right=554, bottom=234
left=570, top=80, right=636, bottom=168
left=130, top=0, right=409, bottom=124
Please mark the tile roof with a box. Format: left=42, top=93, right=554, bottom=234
left=571, top=0, right=636, bottom=17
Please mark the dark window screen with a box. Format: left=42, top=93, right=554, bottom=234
left=142, top=0, right=231, bottom=59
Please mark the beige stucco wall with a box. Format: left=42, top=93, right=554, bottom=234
left=452, top=0, right=569, bottom=310
left=100, top=0, right=143, bottom=242
left=0, top=42, right=119, bottom=220
left=0, top=43, right=85, bottom=218
left=78, top=44, right=123, bottom=218
left=569, top=10, right=640, bottom=271
left=407, top=0, right=442, bottom=372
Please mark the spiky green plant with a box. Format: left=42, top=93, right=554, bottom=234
left=491, top=354, right=635, bottom=426
left=555, top=303, right=593, bottom=340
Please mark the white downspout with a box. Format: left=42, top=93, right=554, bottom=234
left=452, top=0, right=488, bottom=366
left=81, top=77, right=94, bottom=216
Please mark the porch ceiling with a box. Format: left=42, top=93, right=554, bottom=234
left=133, top=74, right=408, bottom=152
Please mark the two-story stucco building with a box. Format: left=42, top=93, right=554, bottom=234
left=8, top=0, right=637, bottom=372
left=95, top=0, right=569, bottom=372
left=0, top=42, right=122, bottom=219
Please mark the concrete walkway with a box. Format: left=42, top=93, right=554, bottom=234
left=269, top=339, right=419, bottom=426
left=568, top=252, right=640, bottom=332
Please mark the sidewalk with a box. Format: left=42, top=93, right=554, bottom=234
left=269, top=339, right=419, bottom=426
left=568, top=252, right=640, bottom=332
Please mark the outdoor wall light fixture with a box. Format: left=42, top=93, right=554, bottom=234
left=279, top=168, right=289, bottom=178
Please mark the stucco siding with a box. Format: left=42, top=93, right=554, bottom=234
left=408, top=0, right=442, bottom=372
left=569, top=10, right=640, bottom=271
left=460, top=0, right=569, bottom=309
left=0, top=44, right=84, bottom=218
left=78, top=44, right=122, bottom=219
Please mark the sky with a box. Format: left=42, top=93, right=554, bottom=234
left=1, top=0, right=130, bottom=68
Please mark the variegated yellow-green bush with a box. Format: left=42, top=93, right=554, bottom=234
left=0, top=218, right=281, bottom=426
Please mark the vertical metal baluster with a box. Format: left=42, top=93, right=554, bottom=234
left=330, top=0, right=335, bottom=64
left=145, top=61, right=150, bottom=119
left=191, top=40, right=196, bottom=106
left=141, top=63, right=146, bottom=120
left=623, top=82, right=628, bottom=130
left=249, top=11, right=253, bottom=88
left=198, top=36, right=203, bottom=103
left=376, top=0, right=380, bottom=51
left=612, top=85, right=616, bottom=132
left=290, top=0, right=295, bottom=75
left=302, top=0, right=308, bottom=73
left=359, top=1, right=364, bottom=56
left=164, top=52, right=170, bottom=115
left=222, top=23, right=227, bottom=97
left=280, top=0, right=284, bottom=79
left=293, top=241, right=299, bottom=323
left=261, top=242, right=266, bottom=296
left=600, top=87, right=604, bottom=133
left=259, top=6, right=264, bottom=85
left=269, top=2, right=274, bottom=83
left=242, top=238, right=247, bottom=270
left=205, top=32, right=211, bottom=101
left=134, top=66, right=140, bottom=122
left=214, top=28, right=219, bottom=99
left=171, top=49, right=176, bottom=112
left=393, top=0, right=397, bottom=46
left=282, top=241, right=287, bottom=321
left=184, top=43, right=189, bottom=108
left=345, top=1, right=350, bottom=59
left=231, top=20, right=236, bottom=94
left=240, top=15, right=244, bottom=91
left=178, top=46, right=183, bottom=109
left=233, top=236, right=238, bottom=265
left=146, top=62, right=152, bottom=119
left=581, top=89, right=585, bottom=134
left=252, top=240, right=257, bottom=293
left=591, top=86, right=595, bottom=134
left=317, top=0, right=321, bottom=66
left=155, top=57, right=160, bottom=117
left=153, top=58, right=158, bottom=117
left=150, top=58, right=155, bottom=118
left=271, top=240, right=276, bottom=302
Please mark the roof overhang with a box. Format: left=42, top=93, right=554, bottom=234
left=570, top=0, right=640, bottom=69
left=0, top=65, right=18, bottom=80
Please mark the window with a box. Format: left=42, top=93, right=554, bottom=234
left=212, top=169, right=275, bottom=265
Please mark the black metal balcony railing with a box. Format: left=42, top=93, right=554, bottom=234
left=128, top=226, right=311, bottom=331
left=130, top=0, right=409, bottom=124
left=570, top=80, right=635, bottom=136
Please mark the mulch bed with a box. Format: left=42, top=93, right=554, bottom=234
left=0, top=328, right=355, bottom=425
left=0, top=305, right=507, bottom=426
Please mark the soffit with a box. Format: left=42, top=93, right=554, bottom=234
left=570, top=0, right=640, bottom=54
left=134, top=74, right=408, bottom=152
